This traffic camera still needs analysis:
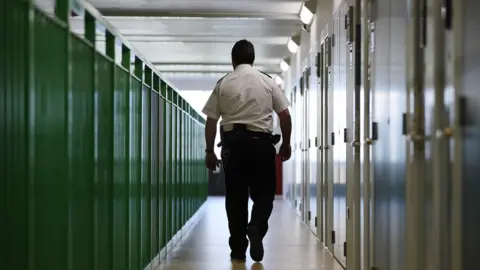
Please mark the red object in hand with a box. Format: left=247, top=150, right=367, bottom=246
left=275, top=155, right=283, bottom=195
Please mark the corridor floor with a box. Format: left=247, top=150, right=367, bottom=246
left=156, top=197, right=343, bottom=270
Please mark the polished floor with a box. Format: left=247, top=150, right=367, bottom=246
left=157, top=197, right=343, bottom=270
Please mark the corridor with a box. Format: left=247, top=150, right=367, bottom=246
left=157, top=197, right=342, bottom=270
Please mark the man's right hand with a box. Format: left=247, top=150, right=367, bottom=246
left=278, top=143, right=291, bottom=162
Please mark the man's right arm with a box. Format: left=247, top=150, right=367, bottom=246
left=272, top=84, right=292, bottom=146
left=277, top=109, right=292, bottom=146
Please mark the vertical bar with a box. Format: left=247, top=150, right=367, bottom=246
left=0, top=0, right=6, bottom=266
left=95, top=30, right=115, bottom=270
left=131, top=56, right=143, bottom=270
left=352, top=3, right=362, bottom=270
left=68, top=9, right=96, bottom=270
left=165, top=85, right=173, bottom=245
left=26, top=0, right=35, bottom=269
left=121, top=44, right=131, bottom=270
left=111, top=41, right=129, bottom=270
left=361, top=0, right=372, bottom=268
left=141, top=66, right=152, bottom=267
left=31, top=0, right=70, bottom=268
left=172, top=91, right=177, bottom=234
left=151, top=74, right=160, bottom=261
left=431, top=0, right=449, bottom=268
left=451, top=0, right=464, bottom=268
left=159, top=80, right=167, bottom=252
left=84, top=11, right=98, bottom=270
left=406, top=0, right=426, bottom=269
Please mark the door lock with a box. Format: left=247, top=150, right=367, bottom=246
left=435, top=127, right=453, bottom=138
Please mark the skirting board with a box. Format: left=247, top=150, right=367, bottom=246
left=143, top=201, right=207, bottom=270
left=275, top=195, right=283, bottom=200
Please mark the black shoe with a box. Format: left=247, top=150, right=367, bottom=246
left=231, top=254, right=246, bottom=262
left=247, top=226, right=264, bottom=262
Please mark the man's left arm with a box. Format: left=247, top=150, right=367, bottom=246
left=205, top=117, right=218, bottom=152
left=202, top=87, right=221, bottom=152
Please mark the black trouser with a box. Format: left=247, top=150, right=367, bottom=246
left=221, top=131, right=277, bottom=257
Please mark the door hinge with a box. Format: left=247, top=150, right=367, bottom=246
left=299, top=203, right=303, bottom=211
left=308, top=138, right=311, bottom=148
left=331, top=34, right=335, bottom=47
left=300, top=76, right=304, bottom=95
left=402, top=113, right=407, bottom=135
left=315, top=217, right=318, bottom=227
left=372, top=122, right=379, bottom=140
left=331, top=230, right=336, bottom=244
left=308, top=211, right=311, bottom=220
left=344, top=128, right=348, bottom=143
left=345, top=6, right=354, bottom=44
left=316, top=51, right=322, bottom=78
left=459, top=96, right=469, bottom=127
left=444, top=0, right=452, bottom=29
left=347, top=207, right=350, bottom=219
left=295, top=200, right=298, bottom=207
left=315, top=136, right=318, bottom=147
left=331, top=132, right=335, bottom=145
left=369, top=0, right=377, bottom=22
left=421, top=0, right=427, bottom=47
left=343, top=242, right=347, bottom=257
left=306, top=67, right=310, bottom=87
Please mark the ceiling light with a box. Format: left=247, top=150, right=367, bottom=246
left=299, top=2, right=315, bottom=25
left=287, top=38, right=298, bottom=54
left=280, top=60, right=290, bottom=72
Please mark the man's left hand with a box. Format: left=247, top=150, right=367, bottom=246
left=205, top=152, right=219, bottom=171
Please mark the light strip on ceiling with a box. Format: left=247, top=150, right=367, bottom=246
left=275, top=76, right=283, bottom=85
left=287, top=38, right=298, bottom=54
left=299, top=2, right=315, bottom=25
left=280, top=60, right=290, bottom=72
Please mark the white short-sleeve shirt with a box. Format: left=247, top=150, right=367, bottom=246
left=202, top=64, right=290, bottom=133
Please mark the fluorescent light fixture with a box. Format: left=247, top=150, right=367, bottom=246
left=300, top=2, right=315, bottom=25
left=280, top=60, right=290, bottom=72
left=287, top=38, right=298, bottom=54
left=275, top=76, right=283, bottom=85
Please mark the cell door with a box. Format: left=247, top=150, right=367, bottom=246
left=294, top=84, right=303, bottom=214
left=323, top=33, right=335, bottom=253
left=408, top=0, right=455, bottom=269
left=301, top=67, right=309, bottom=222
left=361, top=6, right=376, bottom=270
left=307, top=57, right=318, bottom=231
left=332, top=4, right=348, bottom=266
left=316, top=40, right=326, bottom=242
left=344, top=3, right=363, bottom=268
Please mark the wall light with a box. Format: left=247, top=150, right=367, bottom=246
left=280, top=59, right=290, bottom=72
left=287, top=38, right=299, bottom=54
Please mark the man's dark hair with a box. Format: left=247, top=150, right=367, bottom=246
left=231, top=39, right=255, bottom=66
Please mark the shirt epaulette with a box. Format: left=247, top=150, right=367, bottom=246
left=217, top=73, right=230, bottom=85
left=259, top=71, right=272, bottom=79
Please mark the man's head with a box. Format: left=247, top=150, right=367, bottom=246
left=231, top=39, right=255, bottom=68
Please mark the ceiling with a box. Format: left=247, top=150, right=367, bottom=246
left=36, top=0, right=306, bottom=91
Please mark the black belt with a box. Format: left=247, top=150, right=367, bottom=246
left=217, top=124, right=281, bottom=147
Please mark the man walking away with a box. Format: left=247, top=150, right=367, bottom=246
left=202, top=39, right=292, bottom=263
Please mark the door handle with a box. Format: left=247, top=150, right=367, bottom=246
left=365, top=138, right=374, bottom=145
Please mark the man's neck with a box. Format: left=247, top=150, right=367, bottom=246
left=234, top=64, right=252, bottom=71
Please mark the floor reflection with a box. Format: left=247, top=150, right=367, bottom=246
left=157, top=197, right=344, bottom=270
